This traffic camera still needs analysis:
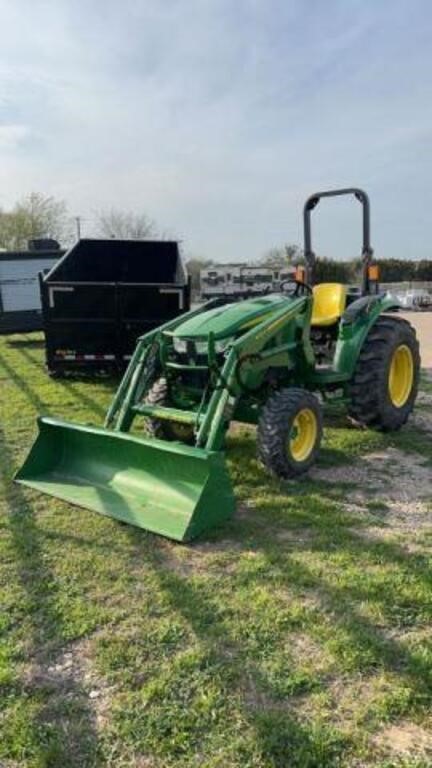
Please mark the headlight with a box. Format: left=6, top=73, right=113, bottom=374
left=194, top=340, right=209, bottom=355
left=172, top=337, right=234, bottom=356
left=173, top=338, right=187, bottom=354
left=214, top=337, right=234, bottom=354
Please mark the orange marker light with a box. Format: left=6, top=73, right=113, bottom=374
left=368, top=264, right=380, bottom=281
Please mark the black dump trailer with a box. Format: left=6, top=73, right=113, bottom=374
left=40, top=238, right=190, bottom=376
left=0, top=241, right=63, bottom=333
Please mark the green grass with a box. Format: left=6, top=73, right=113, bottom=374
left=1, top=333, right=432, bottom=767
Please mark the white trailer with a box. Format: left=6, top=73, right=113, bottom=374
left=200, top=264, right=295, bottom=299
left=395, top=289, right=432, bottom=310
left=0, top=249, right=63, bottom=333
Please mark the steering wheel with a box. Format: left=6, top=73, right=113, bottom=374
left=280, top=279, right=313, bottom=297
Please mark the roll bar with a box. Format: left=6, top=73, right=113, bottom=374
left=303, top=187, right=374, bottom=294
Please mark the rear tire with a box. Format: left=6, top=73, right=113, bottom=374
left=257, top=388, right=323, bottom=478
left=144, top=377, right=195, bottom=444
left=348, top=316, right=420, bottom=431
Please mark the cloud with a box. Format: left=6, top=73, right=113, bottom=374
left=0, top=124, right=29, bottom=148
left=0, top=0, right=431, bottom=260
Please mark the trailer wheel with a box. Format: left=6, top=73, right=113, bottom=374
left=48, top=368, right=65, bottom=379
left=144, top=377, right=195, bottom=444
left=258, top=388, right=323, bottom=478
left=348, top=316, right=420, bottom=430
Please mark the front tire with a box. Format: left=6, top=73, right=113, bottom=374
left=143, top=377, right=195, bottom=443
left=257, top=388, right=323, bottom=478
left=348, top=316, right=420, bottom=431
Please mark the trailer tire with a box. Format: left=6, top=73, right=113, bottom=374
left=48, top=368, right=65, bottom=379
left=348, top=316, right=420, bottom=431
left=144, top=377, right=195, bottom=444
left=258, top=388, right=323, bottom=478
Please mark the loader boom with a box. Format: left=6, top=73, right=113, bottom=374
left=108, top=293, right=312, bottom=451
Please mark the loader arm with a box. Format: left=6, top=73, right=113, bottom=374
left=105, top=298, right=226, bottom=429
left=196, top=294, right=313, bottom=450
left=108, top=293, right=313, bottom=451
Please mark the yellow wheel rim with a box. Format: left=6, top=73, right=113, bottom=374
left=388, top=344, right=414, bottom=407
left=289, top=408, right=317, bottom=462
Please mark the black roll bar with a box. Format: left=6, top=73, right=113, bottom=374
left=303, top=187, right=374, bottom=294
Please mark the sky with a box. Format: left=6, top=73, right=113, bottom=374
left=0, top=0, right=432, bottom=262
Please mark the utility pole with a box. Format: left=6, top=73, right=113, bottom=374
left=75, top=216, right=81, bottom=240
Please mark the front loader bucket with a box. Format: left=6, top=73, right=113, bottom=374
left=15, top=418, right=235, bottom=542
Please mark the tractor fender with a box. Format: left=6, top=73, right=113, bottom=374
left=333, top=295, right=401, bottom=378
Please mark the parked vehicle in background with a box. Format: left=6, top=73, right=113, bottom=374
left=0, top=240, right=63, bottom=333
left=41, top=238, right=190, bottom=376
left=386, top=288, right=432, bottom=311
left=200, top=263, right=296, bottom=299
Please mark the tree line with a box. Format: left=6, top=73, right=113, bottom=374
left=0, top=192, right=158, bottom=250
left=313, top=257, right=432, bottom=283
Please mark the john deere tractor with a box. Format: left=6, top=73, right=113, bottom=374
left=17, top=188, right=420, bottom=541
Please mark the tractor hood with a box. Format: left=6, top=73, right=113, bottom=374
left=172, top=295, right=289, bottom=340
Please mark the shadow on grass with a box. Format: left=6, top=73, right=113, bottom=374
left=18, top=349, right=111, bottom=418
left=0, top=425, right=101, bottom=766
left=0, top=351, right=51, bottom=417
left=18, top=343, right=118, bottom=386
left=6, top=337, right=45, bottom=349
left=115, top=468, right=432, bottom=766
left=316, top=445, right=353, bottom=468
left=118, top=525, right=349, bottom=766
left=0, top=349, right=111, bottom=419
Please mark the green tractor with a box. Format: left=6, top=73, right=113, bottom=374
left=16, top=188, right=420, bottom=541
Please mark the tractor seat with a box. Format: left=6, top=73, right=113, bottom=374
left=311, top=283, right=347, bottom=327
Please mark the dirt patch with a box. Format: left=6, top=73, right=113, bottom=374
left=412, top=407, right=432, bottom=434
left=284, top=632, right=330, bottom=672
left=240, top=635, right=329, bottom=713
left=275, top=528, right=317, bottom=545
left=385, top=625, right=432, bottom=645
left=372, top=720, right=432, bottom=757
left=256, top=673, right=387, bottom=728
left=399, top=313, right=432, bottom=369
left=417, top=391, right=432, bottom=407
left=156, top=538, right=241, bottom=576
left=24, top=635, right=114, bottom=733
left=325, top=674, right=390, bottom=727
left=311, top=447, right=432, bottom=532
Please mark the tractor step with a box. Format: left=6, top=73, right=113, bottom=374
left=132, top=403, right=204, bottom=425
left=166, top=362, right=209, bottom=371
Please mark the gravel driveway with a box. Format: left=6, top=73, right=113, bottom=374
left=400, top=311, right=432, bottom=371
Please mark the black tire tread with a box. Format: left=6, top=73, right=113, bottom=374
left=144, top=377, right=169, bottom=438
left=348, top=315, right=420, bottom=430
left=257, top=387, right=323, bottom=478
left=144, top=377, right=195, bottom=443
